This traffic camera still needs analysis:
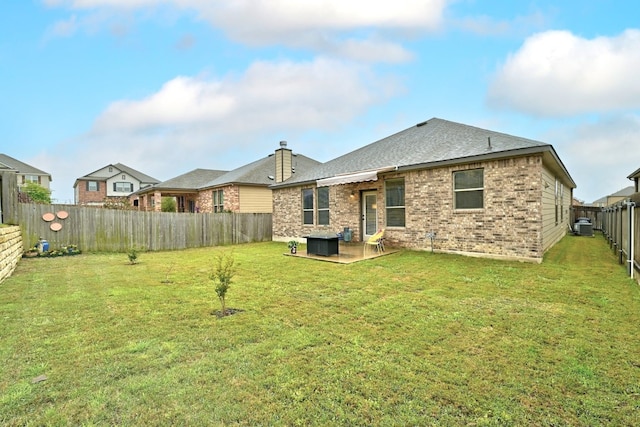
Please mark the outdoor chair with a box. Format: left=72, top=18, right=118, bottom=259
left=364, top=229, right=385, bottom=256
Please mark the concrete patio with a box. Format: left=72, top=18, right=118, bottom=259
left=284, top=241, right=399, bottom=264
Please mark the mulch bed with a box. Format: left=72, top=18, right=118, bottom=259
left=212, top=308, right=244, bottom=318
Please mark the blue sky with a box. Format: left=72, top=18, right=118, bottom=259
left=2, top=1, right=639, bottom=204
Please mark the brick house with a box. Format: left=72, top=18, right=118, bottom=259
left=271, top=118, right=576, bottom=262
left=134, top=142, right=320, bottom=213
left=74, top=163, right=160, bottom=206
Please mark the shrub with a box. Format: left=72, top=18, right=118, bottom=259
left=21, top=182, right=51, bottom=204
left=161, top=197, right=177, bottom=212
left=127, top=249, right=139, bottom=264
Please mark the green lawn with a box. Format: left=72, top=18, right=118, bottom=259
left=1, top=235, right=639, bottom=426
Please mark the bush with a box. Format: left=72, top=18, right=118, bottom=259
left=21, top=182, right=51, bottom=204
left=161, top=197, right=177, bottom=212
left=127, top=249, right=139, bottom=264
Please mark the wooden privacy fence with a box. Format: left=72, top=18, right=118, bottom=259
left=571, top=205, right=603, bottom=230
left=601, top=193, right=640, bottom=281
left=17, top=203, right=272, bottom=252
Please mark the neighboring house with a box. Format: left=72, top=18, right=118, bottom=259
left=74, top=163, right=160, bottom=206
left=133, top=168, right=228, bottom=212
left=592, top=186, right=635, bottom=207
left=271, top=117, right=576, bottom=262
left=627, top=167, right=640, bottom=193
left=0, top=153, right=52, bottom=190
left=135, top=142, right=321, bottom=213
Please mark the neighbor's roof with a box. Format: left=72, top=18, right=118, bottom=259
left=200, top=153, right=321, bottom=189
left=274, top=117, right=575, bottom=188
left=137, top=168, right=228, bottom=193
left=112, top=163, right=160, bottom=184
left=608, top=186, right=635, bottom=197
left=627, top=167, right=640, bottom=180
left=591, top=185, right=636, bottom=205
left=75, top=163, right=160, bottom=185
left=0, top=153, right=51, bottom=178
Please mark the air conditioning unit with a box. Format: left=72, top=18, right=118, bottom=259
left=574, top=222, right=593, bottom=237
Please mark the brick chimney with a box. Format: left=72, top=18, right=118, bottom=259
left=275, top=141, right=293, bottom=183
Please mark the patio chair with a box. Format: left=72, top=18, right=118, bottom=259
left=364, top=229, right=385, bottom=256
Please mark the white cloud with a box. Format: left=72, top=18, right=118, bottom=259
left=488, top=29, right=640, bottom=116
left=94, top=58, right=394, bottom=134
left=43, top=0, right=447, bottom=62
left=195, top=0, right=445, bottom=41
left=41, top=58, right=398, bottom=202
left=52, top=0, right=445, bottom=30
left=63, top=58, right=399, bottom=194
left=547, top=115, right=640, bottom=203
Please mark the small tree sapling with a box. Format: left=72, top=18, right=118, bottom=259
left=210, top=251, right=236, bottom=316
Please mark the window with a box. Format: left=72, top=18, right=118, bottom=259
left=385, top=178, right=405, bottom=227
left=454, top=169, right=484, bottom=209
left=122, top=174, right=126, bottom=180
left=302, top=189, right=314, bottom=225
left=114, top=182, right=133, bottom=192
left=25, top=175, right=39, bottom=184
left=87, top=181, right=99, bottom=191
left=560, top=183, right=564, bottom=222
left=317, top=187, right=329, bottom=225
left=555, top=178, right=559, bottom=225
left=213, top=189, right=224, bottom=212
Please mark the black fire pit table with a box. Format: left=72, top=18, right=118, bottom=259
left=304, top=234, right=339, bottom=256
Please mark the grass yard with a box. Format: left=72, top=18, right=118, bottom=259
left=1, top=234, right=639, bottom=425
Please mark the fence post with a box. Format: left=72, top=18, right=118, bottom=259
left=0, top=171, right=19, bottom=225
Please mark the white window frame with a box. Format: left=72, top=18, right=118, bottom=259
left=302, top=188, right=314, bottom=225
left=385, top=178, right=405, bottom=227
left=453, top=169, right=484, bottom=210
left=317, top=187, right=330, bottom=226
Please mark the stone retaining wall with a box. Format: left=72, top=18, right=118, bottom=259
left=0, top=226, right=23, bottom=284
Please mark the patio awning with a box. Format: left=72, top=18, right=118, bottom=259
left=316, top=166, right=396, bottom=187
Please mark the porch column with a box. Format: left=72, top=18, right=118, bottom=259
left=154, top=191, right=162, bottom=212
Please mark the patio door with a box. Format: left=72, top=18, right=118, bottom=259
left=362, top=191, right=378, bottom=240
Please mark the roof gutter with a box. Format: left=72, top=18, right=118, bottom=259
left=397, top=146, right=576, bottom=188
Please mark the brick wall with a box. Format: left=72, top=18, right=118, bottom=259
left=197, top=185, right=239, bottom=213
left=197, top=190, right=213, bottom=213
left=226, top=186, right=240, bottom=212
left=273, top=155, right=555, bottom=261
left=0, top=226, right=23, bottom=284
left=76, top=181, right=107, bottom=204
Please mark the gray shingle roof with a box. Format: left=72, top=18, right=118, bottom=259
left=277, top=117, right=568, bottom=186
left=76, top=163, right=160, bottom=185
left=0, top=153, right=51, bottom=177
left=150, top=168, right=228, bottom=190
left=609, top=186, right=635, bottom=197
left=112, top=163, right=160, bottom=184
left=200, top=154, right=321, bottom=189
